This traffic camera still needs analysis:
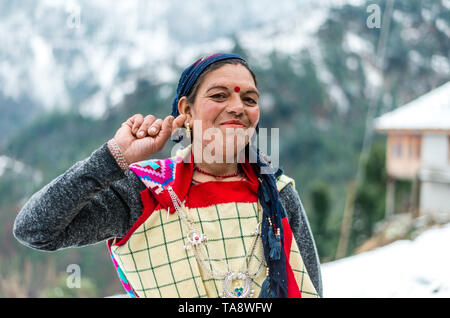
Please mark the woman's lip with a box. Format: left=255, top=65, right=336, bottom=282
left=220, top=123, right=245, bottom=127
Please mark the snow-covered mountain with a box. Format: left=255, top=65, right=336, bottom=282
left=0, top=0, right=317, bottom=113
left=0, top=0, right=448, bottom=143
left=0, top=0, right=342, bottom=149
left=2, top=0, right=385, bottom=125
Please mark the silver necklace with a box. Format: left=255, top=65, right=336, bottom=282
left=166, top=185, right=265, bottom=298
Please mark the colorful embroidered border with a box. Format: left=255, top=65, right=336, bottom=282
left=129, top=157, right=182, bottom=194
left=107, top=239, right=138, bottom=298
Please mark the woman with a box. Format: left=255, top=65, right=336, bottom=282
left=13, top=53, right=322, bottom=298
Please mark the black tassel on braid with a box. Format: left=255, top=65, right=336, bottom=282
left=247, top=144, right=288, bottom=298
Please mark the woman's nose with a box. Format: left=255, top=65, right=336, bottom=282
left=226, top=94, right=245, bottom=114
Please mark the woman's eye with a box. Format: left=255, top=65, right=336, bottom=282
left=245, top=97, right=257, bottom=104
left=211, top=93, right=226, bottom=99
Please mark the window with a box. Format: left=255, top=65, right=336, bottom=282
left=392, top=142, right=402, bottom=158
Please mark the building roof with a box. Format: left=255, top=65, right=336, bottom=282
left=374, top=81, right=450, bottom=132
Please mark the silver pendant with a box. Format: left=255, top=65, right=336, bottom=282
left=220, top=272, right=255, bottom=298
left=184, top=229, right=207, bottom=250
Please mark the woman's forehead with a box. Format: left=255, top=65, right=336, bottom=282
left=204, top=82, right=257, bottom=91
left=200, top=64, right=257, bottom=92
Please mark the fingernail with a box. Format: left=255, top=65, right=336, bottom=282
left=150, top=127, right=156, bottom=133
left=138, top=131, right=144, bottom=136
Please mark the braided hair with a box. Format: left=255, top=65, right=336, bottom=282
left=171, top=53, right=288, bottom=298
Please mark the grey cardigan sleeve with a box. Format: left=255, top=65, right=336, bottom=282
left=279, top=184, right=323, bottom=298
left=13, top=142, right=146, bottom=251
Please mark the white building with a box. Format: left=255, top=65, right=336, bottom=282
left=374, top=81, right=450, bottom=217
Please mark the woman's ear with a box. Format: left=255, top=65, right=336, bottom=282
left=178, top=96, right=192, bottom=118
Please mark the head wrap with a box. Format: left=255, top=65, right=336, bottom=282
left=171, top=53, right=288, bottom=298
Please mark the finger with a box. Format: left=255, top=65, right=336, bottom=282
left=171, top=114, right=187, bottom=135
left=131, top=114, right=144, bottom=135
left=121, top=121, right=132, bottom=130
left=137, top=115, right=156, bottom=138
left=130, top=114, right=144, bottom=134
left=123, top=116, right=136, bottom=130
left=155, top=116, right=174, bottom=145
left=148, top=118, right=163, bottom=136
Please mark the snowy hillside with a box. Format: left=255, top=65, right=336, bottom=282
left=321, top=222, right=450, bottom=297
left=1, top=0, right=448, bottom=135
left=0, top=0, right=315, bottom=112
left=0, top=0, right=376, bottom=122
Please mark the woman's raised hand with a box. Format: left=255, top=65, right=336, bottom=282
left=113, top=113, right=187, bottom=164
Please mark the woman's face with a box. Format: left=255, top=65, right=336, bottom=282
left=179, top=63, right=260, bottom=161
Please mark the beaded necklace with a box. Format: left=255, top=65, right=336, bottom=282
left=192, top=164, right=246, bottom=185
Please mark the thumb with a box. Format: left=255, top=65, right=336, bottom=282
left=155, top=115, right=174, bottom=144
left=172, top=114, right=187, bottom=135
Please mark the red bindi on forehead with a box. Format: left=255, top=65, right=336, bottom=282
left=234, top=86, right=240, bottom=93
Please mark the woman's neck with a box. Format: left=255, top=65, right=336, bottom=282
left=190, top=142, right=247, bottom=181
left=194, top=161, right=239, bottom=177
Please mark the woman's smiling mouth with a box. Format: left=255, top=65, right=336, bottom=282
left=220, top=120, right=245, bottom=127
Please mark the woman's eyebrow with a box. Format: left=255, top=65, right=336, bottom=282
left=244, top=89, right=259, bottom=97
left=205, top=85, right=228, bottom=93
left=206, top=85, right=259, bottom=97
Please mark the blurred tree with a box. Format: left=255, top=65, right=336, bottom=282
left=309, top=181, right=331, bottom=259
left=349, top=140, right=387, bottom=254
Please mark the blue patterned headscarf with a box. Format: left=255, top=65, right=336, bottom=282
left=171, top=53, right=288, bottom=298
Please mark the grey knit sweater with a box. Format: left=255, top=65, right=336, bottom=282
left=13, top=142, right=323, bottom=297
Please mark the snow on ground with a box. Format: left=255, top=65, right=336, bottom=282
left=321, top=222, right=450, bottom=297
